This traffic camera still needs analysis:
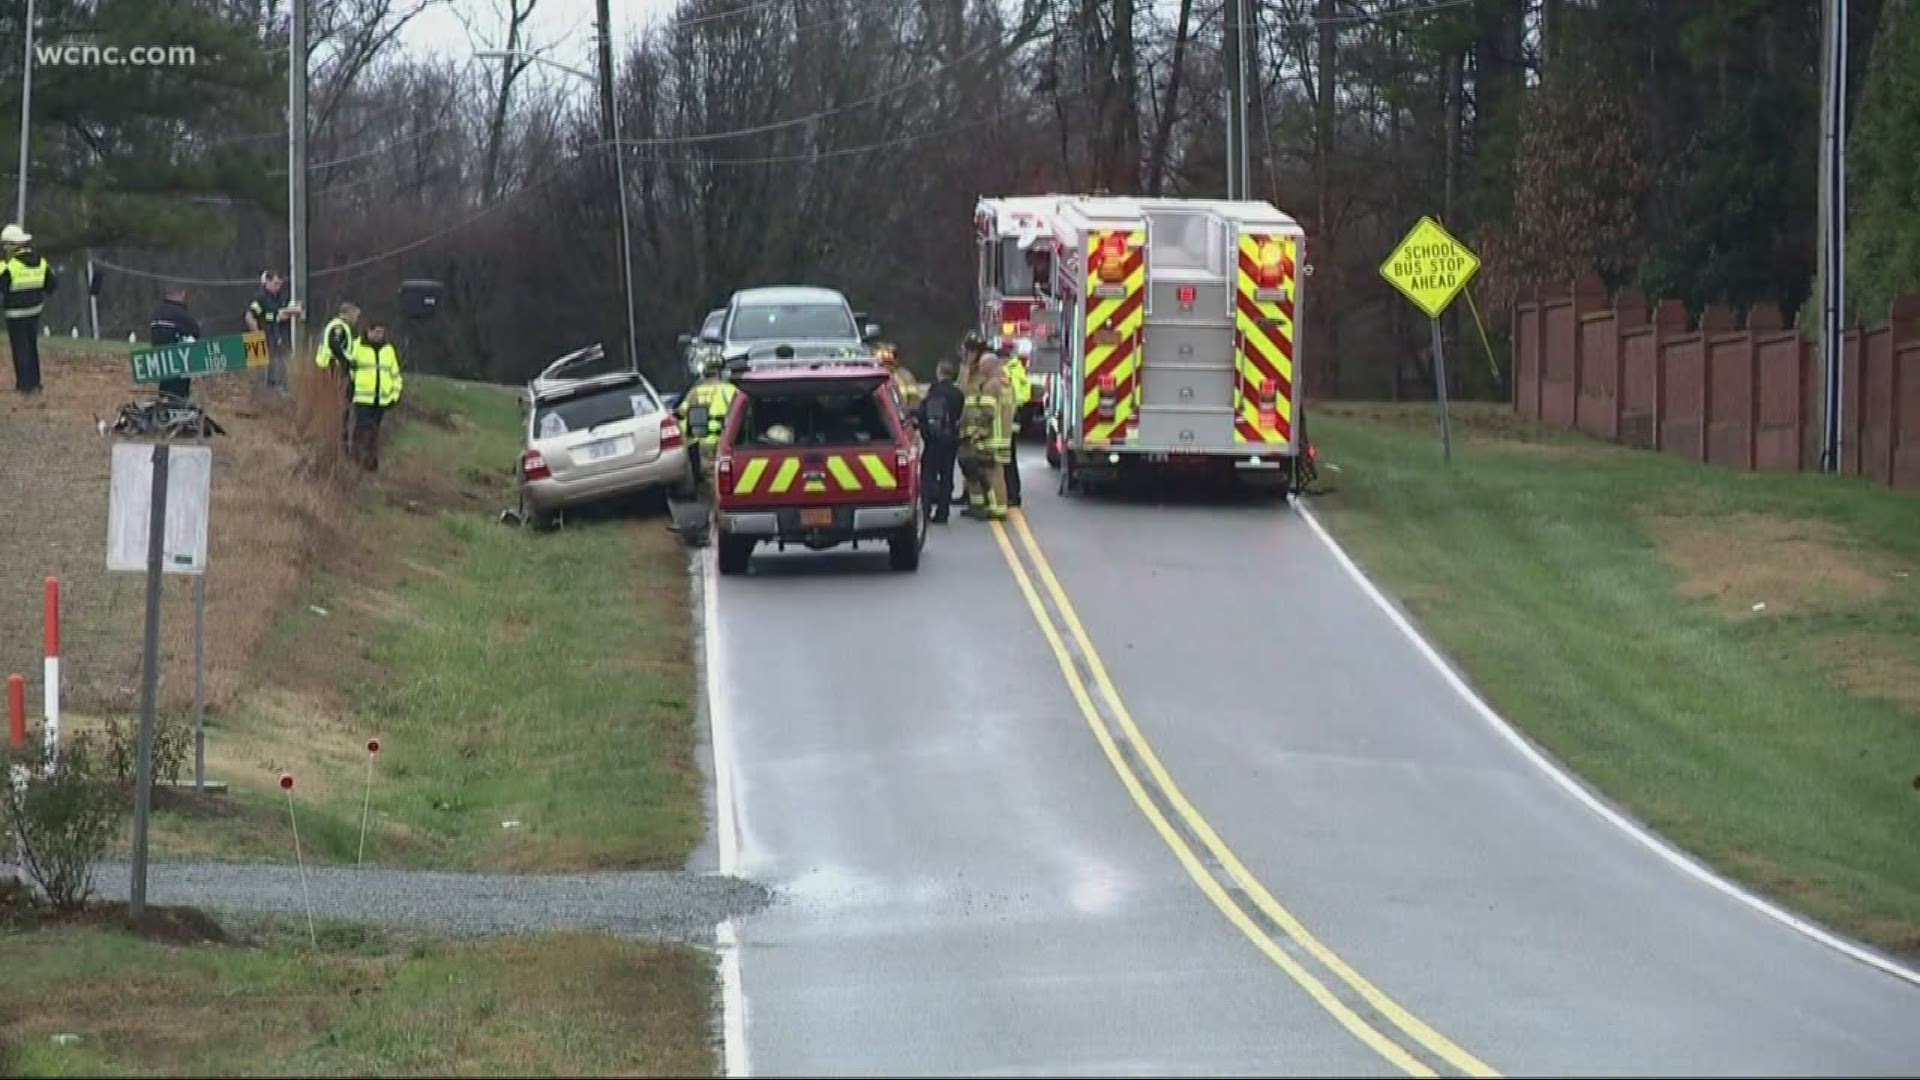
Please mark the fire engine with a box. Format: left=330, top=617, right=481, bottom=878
left=973, top=196, right=1067, bottom=437
left=1033, top=195, right=1311, bottom=496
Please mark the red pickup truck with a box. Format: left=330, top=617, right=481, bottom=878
left=711, top=360, right=925, bottom=575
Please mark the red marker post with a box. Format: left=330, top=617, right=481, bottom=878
left=281, top=773, right=317, bottom=947
left=357, top=738, right=381, bottom=866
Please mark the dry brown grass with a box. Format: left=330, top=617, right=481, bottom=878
left=1642, top=511, right=1895, bottom=618
left=0, top=344, right=354, bottom=718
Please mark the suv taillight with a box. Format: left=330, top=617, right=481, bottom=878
left=717, top=455, right=733, bottom=482
left=660, top=415, right=684, bottom=450
left=521, top=449, right=550, bottom=481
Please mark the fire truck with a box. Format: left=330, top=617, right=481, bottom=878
left=1035, top=195, right=1311, bottom=496
left=973, top=196, right=1067, bottom=437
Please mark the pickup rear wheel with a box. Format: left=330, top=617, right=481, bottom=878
left=716, top=533, right=754, bottom=575
left=888, top=504, right=925, bottom=571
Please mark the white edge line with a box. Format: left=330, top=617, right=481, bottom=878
left=701, top=548, right=751, bottom=1078
left=1295, top=502, right=1920, bottom=989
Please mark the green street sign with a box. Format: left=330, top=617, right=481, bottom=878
left=130, top=332, right=268, bottom=384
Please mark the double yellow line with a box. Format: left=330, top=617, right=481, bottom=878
left=991, top=510, right=1499, bottom=1079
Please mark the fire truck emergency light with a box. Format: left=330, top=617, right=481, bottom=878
left=1253, top=239, right=1287, bottom=290
left=1097, top=234, right=1129, bottom=283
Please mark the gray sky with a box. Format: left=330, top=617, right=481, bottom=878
left=401, top=0, right=681, bottom=71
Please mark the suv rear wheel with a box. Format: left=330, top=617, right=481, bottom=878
left=888, top=503, right=925, bottom=572
left=717, top=533, right=755, bottom=575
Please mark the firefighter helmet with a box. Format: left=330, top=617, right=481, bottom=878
left=765, top=423, right=795, bottom=445
left=960, top=329, right=988, bottom=354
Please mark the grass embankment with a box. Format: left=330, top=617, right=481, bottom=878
left=148, top=375, right=703, bottom=871
left=1, top=916, right=713, bottom=1077
left=1311, top=402, right=1920, bottom=956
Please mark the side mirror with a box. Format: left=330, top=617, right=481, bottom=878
left=677, top=333, right=692, bottom=349
left=862, top=321, right=882, bottom=342
left=700, top=329, right=722, bottom=344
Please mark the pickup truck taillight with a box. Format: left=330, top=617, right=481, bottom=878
left=521, top=449, right=550, bottom=481
left=717, top=455, right=733, bottom=483
left=660, top=415, right=684, bottom=450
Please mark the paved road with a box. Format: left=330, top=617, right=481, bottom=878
left=707, top=454, right=1920, bottom=1077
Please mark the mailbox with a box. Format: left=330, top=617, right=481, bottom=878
left=398, top=279, right=444, bottom=320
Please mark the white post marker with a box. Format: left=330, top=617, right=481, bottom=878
left=357, top=738, right=381, bottom=866
left=282, top=772, right=318, bottom=948
left=42, top=576, right=58, bottom=763
left=1380, top=215, right=1481, bottom=465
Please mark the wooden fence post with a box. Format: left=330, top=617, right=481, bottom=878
left=1886, top=293, right=1920, bottom=486
left=1615, top=287, right=1648, bottom=441
left=1700, top=303, right=1735, bottom=462
left=1651, top=299, right=1686, bottom=452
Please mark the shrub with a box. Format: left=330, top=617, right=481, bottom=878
left=293, top=361, right=349, bottom=480
left=2, top=733, right=127, bottom=911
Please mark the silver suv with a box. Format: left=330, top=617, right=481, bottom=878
left=517, top=344, right=693, bottom=529
left=707, top=286, right=882, bottom=370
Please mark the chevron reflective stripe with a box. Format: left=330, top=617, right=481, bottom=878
left=1081, top=228, right=1147, bottom=443
left=1234, top=233, right=1297, bottom=445
left=730, top=452, right=898, bottom=495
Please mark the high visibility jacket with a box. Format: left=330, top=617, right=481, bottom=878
left=1001, top=355, right=1031, bottom=407
left=350, top=340, right=403, bottom=407
left=677, top=378, right=738, bottom=448
left=314, top=316, right=356, bottom=370
left=889, top=366, right=922, bottom=410
left=2, top=253, right=50, bottom=319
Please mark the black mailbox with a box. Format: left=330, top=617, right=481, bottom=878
left=398, top=279, right=444, bottom=320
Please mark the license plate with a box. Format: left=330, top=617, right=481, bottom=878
left=800, top=508, right=833, bottom=527
left=586, top=437, right=630, bottom=461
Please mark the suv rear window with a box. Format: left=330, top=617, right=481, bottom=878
left=736, top=387, right=891, bottom=448
left=729, top=303, right=858, bottom=343
left=534, top=383, right=660, bottom=438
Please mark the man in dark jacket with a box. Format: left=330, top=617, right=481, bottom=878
left=148, top=285, right=202, bottom=400
left=246, top=270, right=292, bottom=394
left=913, top=359, right=966, bottom=524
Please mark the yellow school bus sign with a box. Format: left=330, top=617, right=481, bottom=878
left=1380, top=216, right=1480, bottom=319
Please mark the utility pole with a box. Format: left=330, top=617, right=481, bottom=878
left=15, top=0, right=35, bottom=223
left=1223, top=0, right=1250, bottom=200
left=1818, top=0, right=1848, bottom=473
left=289, top=0, right=309, bottom=364
left=595, top=0, right=638, bottom=372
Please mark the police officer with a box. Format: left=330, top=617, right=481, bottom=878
left=1, top=223, right=56, bottom=398
left=313, top=300, right=362, bottom=445
left=913, top=358, right=965, bottom=524
left=148, top=284, right=202, bottom=401
left=1000, top=347, right=1031, bottom=507
left=347, top=321, right=403, bottom=471
left=677, top=355, right=738, bottom=502
left=958, top=331, right=1010, bottom=521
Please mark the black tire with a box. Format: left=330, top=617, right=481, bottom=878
left=717, top=533, right=754, bottom=575
left=888, top=504, right=925, bottom=571
left=529, top=507, right=560, bottom=532
left=1044, top=432, right=1061, bottom=470
left=1058, top=451, right=1079, bottom=497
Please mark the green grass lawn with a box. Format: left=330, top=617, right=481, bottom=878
left=1310, top=402, right=1920, bottom=956
left=146, top=376, right=703, bottom=872
left=0, top=916, right=714, bottom=1077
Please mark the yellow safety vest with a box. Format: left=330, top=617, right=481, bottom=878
left=1001, top=355, right=1031, bottom=407
left=314, top=316, right=356, bottom=369
left=3, top=255, right=49, bottom=319
left=678, top=379, right=738, bottom=447
left=350, top=340, right=403, bottom=407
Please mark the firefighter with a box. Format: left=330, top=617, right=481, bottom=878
left=958, top=331, right=1009, bottom=521
left=877, top=342, right=921, bottom=410
left=914, top=358, right=965, bottom=524
left=1, top=223, right=55, bottom=398
left=677, top=354, right=738, bottom=502
left=1000, top=347, right=1031, bottom=507
left=347, top=321, right=403, bottom=471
